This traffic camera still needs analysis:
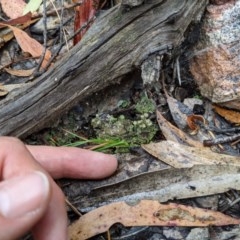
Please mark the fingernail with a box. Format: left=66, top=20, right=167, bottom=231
left=0, top=171, right=49, bottom=218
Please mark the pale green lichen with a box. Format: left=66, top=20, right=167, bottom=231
left=91, top=112, right=157, bottom=146
left=91, top=94, right=157, bottom=147
left=135, top=95, right=156, bottom=114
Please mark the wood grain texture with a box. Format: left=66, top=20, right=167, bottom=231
left=0, top=0, right=208, bottom=137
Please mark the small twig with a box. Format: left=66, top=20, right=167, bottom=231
left=65, top=198, right=82, bottom=217
left=176, top=56, right=181, bottom=86
left=161, top=71, right=169, bottom=97
left=221, top=190, right=240, bottom=212
left=49, top=0, right=69, bottom=52
left=29, top=12, right=95, bottom=79
left=34, top=0, right=48, bottom=73
left=0, top=15, right=8, bottom=21
left=203, top=133, right=240, bottom=146
left=88, top=142, right=108, bottom=150
left=206, top=126, right=240, bottom=134
left=206, top=129, right=224, bottom=150
left=44, top=15, right=95, bottom=71
left=111, top=227, right=149, bottom=240
left=107, top=230, right=111, bottom=240
left=231, top=138, right=240, bottom=146
left=69, top=15, right=96, bottom=41
left=60, top=0, right=65, bottom=50
left=31, top=2, right=83, bottom=19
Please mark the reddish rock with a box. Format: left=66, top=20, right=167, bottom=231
left=190, top=0, right=240, bottom=109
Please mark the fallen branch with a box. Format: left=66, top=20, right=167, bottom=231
left=0, top=0, right=208, bottom=137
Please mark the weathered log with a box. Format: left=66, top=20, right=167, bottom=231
left=0, top=0, right=208, bottom=137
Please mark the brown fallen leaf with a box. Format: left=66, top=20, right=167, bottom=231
left=69, top=200, right=240, bottom=240
left=3, top=83, right=27, bottom=92
left=213, top=104, right=240, bottom=124
left=5, top=67, right=34, bottom=77
left=0, top=84, right=8, bottom=96
left=142, top=140, right=240, bottom=168
left=156, top=110, right=203, bottom=147
left=10, top=25, right=51, bottom=68
left=0, top=18, right=39, bottom=49
left=0, top=13, right=32, bottom=28
left=0, top=23, right=51, bottom=68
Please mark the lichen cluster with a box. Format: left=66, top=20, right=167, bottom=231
left=91, top=95, right=157, bottom=146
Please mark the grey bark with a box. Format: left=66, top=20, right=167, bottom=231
left=0, top=0, right=208, bottom=137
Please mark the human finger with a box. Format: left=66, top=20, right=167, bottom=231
left=32, top=179, right=67, bottom=240
left=27, top=145, right=118, bottom=179
left=0, top=137, right=51, bottom=240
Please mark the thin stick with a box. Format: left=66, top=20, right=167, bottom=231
left=34, top=0, right=48, bottom=73
left=65, top=198, right=82, bottom=217
left=176, top=57, right=181, bottom=86
left=203, top=133, right=240, bottom=146
left=49, top=0, right=69, bottom=52
left=32, top=2, right=83, bottom=19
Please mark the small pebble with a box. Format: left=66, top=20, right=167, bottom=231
left=186, top=228, right=209, bottom=240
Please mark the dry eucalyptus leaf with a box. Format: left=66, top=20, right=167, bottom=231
left=142, top=140, right=240, bottom=168
left=0, top=24, right=51, bottom=68
left=69, top=200, right=240, bottom=240
left=0, top=0, right=26, bottom=19
left=8, top=25, right=51, bottom=68
left=73, top=165, right=240, bottom=212
left=0, top=84, right=8, bottom=96
left=5, top=67, right=34, bottom=77
left=0, top=18, right=38, bottom=50
left=3, top=83, right=27, bottom=92
left=156, top=110, right=202, bottom=147
left=213, top=104, right=240, bottom=124
left=0, top=13, right=32, bottom=27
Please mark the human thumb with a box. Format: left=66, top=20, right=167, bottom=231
left=0, top=171, right=50, bottom=240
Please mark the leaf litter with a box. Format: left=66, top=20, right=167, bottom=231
left=69, top=200, right=240, bottom=240
left=156, top=109, right=203, bottom=147
left=0, top=23, right=51, bottom=69
left=7, top=25, right=51, bottom=68
left=1, top=1, right=239, bottom=238
left=69, top=98, right=240, bottom=238
left=68, top=85, right=240, bottom=238
left=142, top=140, right=240, bottom=168
left=0, top=83, right=8, bottom=96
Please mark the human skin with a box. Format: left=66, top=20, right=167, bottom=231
left=0, top=137, right=118, bottom=240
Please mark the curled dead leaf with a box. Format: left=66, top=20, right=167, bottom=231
left=5, top=67, right=34, bottom=77
left=187, top=114, right=205, bottom=131
left=0, top=18, right=38, bottom=50
left=156, top=110, right=203, bottom=147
